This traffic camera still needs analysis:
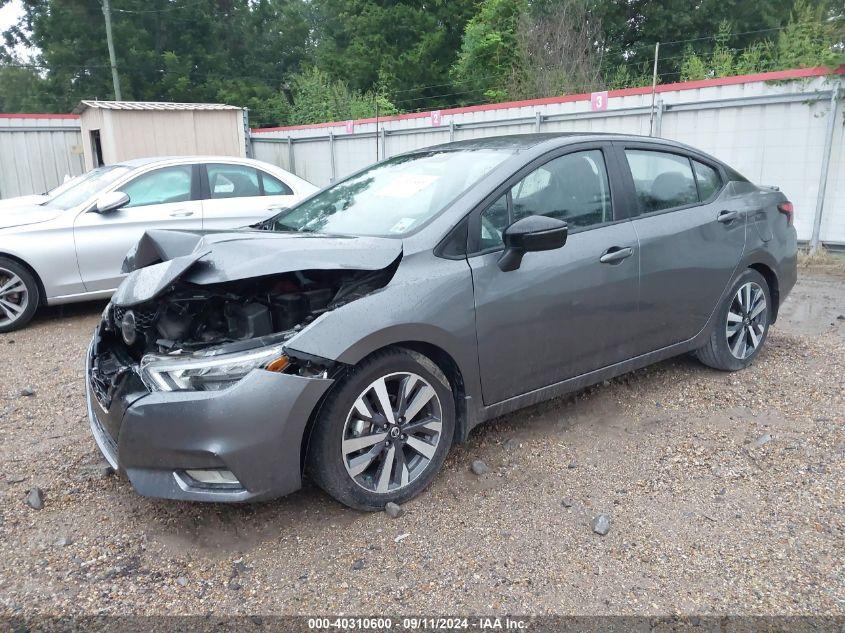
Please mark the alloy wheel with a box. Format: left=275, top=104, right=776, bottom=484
left=0, top=268, right=28, bottom=327
left=342, top=371, right=443, bottom=494
left=726, top=281, right=767, bottom=360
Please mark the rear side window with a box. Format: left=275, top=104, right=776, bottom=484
left=693, top=160, right=722, bottom=200
left=207, top=164, right=261, bottom=199
left=261, top=172, right=294, bottom=196
left=625, top=150, right=697, bottom=213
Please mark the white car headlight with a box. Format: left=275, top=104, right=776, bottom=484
left=140, top=344, right=289, bottom=392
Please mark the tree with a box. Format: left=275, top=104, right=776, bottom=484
left=450, top=0, right=527, bottom=102
left=508, top=0, right=605, bottom=99
left=287, top=67, right=397, bottom=125
left=310, top=0, right=476, bottom=111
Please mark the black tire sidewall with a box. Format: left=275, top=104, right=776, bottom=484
left=711, top=269, right=772, bottom=370
left=307, top=348, right=455, bottom=510
left=0, top=257, right=39, bottom=333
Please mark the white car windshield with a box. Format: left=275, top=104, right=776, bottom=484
left=269, top=149, right=513, bottom=237
left=44, top=165, right=133, bottom=210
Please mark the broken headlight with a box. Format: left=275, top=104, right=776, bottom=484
left=140, top=344, right=288, bottom=392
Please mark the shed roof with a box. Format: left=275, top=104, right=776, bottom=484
left=73, top=100, right=241, bottom=114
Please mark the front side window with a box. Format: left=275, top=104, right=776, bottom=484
left=625, top=150, right=698, bottom=213
left=511, top=150, right=612, bottom=229
left=207, top=164, right=261, bottom=199
left=268, top=149, right=512, bottom=237
left=475, top=150, right=613, bottom=252
left=122, top=166, right=193, bottom=208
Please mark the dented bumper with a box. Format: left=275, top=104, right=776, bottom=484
left=85, top=333, right=333, bottom=503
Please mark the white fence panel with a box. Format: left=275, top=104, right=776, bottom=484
left=251, top=68, right=845, bottom=246
left=0, top=115, right=84, bottom=199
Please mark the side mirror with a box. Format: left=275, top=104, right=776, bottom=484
left=94, top=191, right=130, bottom=214
left=498, top=215, right=568, bottom=272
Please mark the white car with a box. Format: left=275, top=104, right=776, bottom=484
left=0, top=156, right=317, bottom=331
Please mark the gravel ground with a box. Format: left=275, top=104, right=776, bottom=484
left=0, top=270, right=843, bottom=617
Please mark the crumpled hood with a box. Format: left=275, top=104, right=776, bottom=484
left=0, top=204, right=62, bottom=229
left=112, top=228, right=403, bottom=307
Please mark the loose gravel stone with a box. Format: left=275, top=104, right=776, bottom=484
left=176, top=577, right=188, bottom=587
left=592, top=514, right=611, bottom=536
left=351, top=559, right=365, bottom=571
left=561, top=498, right=574, bottom=508
left=24, top=487, right=44, bottom=510
left=384, top=502, right=404, bottom=519
left=470, top=459, right=490, bottom=475
left=753, top=433, right=773, bottom=448
left=55, top=536, right=73, bottom=547
left=19, top=388, right=35, bottom=397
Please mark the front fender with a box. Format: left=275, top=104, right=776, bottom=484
left=284, top=252, right=483, bottom=419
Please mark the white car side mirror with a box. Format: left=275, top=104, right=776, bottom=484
left=94, top=191, right=130, bottom=214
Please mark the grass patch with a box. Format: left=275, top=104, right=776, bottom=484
left=798, top=245, right=845, bottom=273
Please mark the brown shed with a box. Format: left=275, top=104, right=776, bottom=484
left=73, top=100, right=247, bottom=170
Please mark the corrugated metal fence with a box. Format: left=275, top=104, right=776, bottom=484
left=0, top=114, right=85, bottom=199
left=3, top=68, right=843, bottom=246
left=251, top=67, right=845, bottom=246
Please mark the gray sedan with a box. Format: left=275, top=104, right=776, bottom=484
left=0, top=156, right=316, bottom=331
left=85, top=134, right=797, bottom=510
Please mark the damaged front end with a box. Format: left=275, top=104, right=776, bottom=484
left=101, top=228, right=403, bottom=390
left=86, top=228, right=402, bottom=501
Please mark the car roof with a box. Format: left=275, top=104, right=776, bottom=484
left=114, top=156, right=270, bottom=169
left=419, top=133, right=702, bottom=153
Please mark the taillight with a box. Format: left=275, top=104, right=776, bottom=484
left=777, top=201, right=794, bottom=226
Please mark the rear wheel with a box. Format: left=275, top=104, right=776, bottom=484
left=306, top=348, right=455, bottom=510
left=0, top=257, right=39, bottom=333
left=695, top=268, right=771, bottom=371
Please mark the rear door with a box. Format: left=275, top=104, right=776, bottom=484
left=468, top=143, right=641, bottom=404
left=200, top=162, right=299, bottom=229
left=73, top=163, right=203, bottom=292
left=616, top=143, right=746, bottom=354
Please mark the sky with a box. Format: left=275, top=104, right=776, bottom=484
left=0, top=0, right=31, bottom=59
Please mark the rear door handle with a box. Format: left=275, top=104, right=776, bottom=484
left=599, top=246, right=634, bottom=264
left=717, top=210, right=739, bottom=223
left=169, top=210, right=194, bottom=218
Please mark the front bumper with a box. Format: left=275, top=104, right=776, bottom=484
left=85, top=334, right=333, bottom=502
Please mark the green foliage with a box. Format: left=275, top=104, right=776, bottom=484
left=287, top=68, right=397, bottom=126
left=678, top=3, right=841, bottom=82
left=775, top=0, right=842, bottom=68
left=450, top=0, right=528, bottom=102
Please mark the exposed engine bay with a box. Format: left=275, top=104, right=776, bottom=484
left=103, top=263, right=398, bottom=359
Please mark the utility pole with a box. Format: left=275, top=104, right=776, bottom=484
left=102, top=0, right=122, bottom=100
left=648, top=42, right=659, bottom=136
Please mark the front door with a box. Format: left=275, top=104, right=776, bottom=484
left=74, top=164, right=203, bottom=292
left=618, top=145, right=747, bottom=354
left=469, top=147, right=641, bottom=405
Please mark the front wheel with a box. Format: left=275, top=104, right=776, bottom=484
left=306, top=348, right=455, bottom=510
left=0, top=257, right=40, bottom=333
left=695, top=268, right=771, bottom=371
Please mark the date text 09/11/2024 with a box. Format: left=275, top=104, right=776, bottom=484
left=306, top=617, right=529, bottom=630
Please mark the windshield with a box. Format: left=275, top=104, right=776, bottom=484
left=268, top=149, right=513, bottom=237
left=45, top=165, right=133, bottom=210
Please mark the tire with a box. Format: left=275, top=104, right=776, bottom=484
left=0, top=257, right=40, bottom=333
left=695, top=268, right=772, bottom=371
left=306, top=347, right=455, bottom=510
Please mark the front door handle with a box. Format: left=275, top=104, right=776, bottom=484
left=169, top=210, right=194, bottom=218
left=717, top=210, right=739, bottom=223
left=599, top=246, right=634, bottom=264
